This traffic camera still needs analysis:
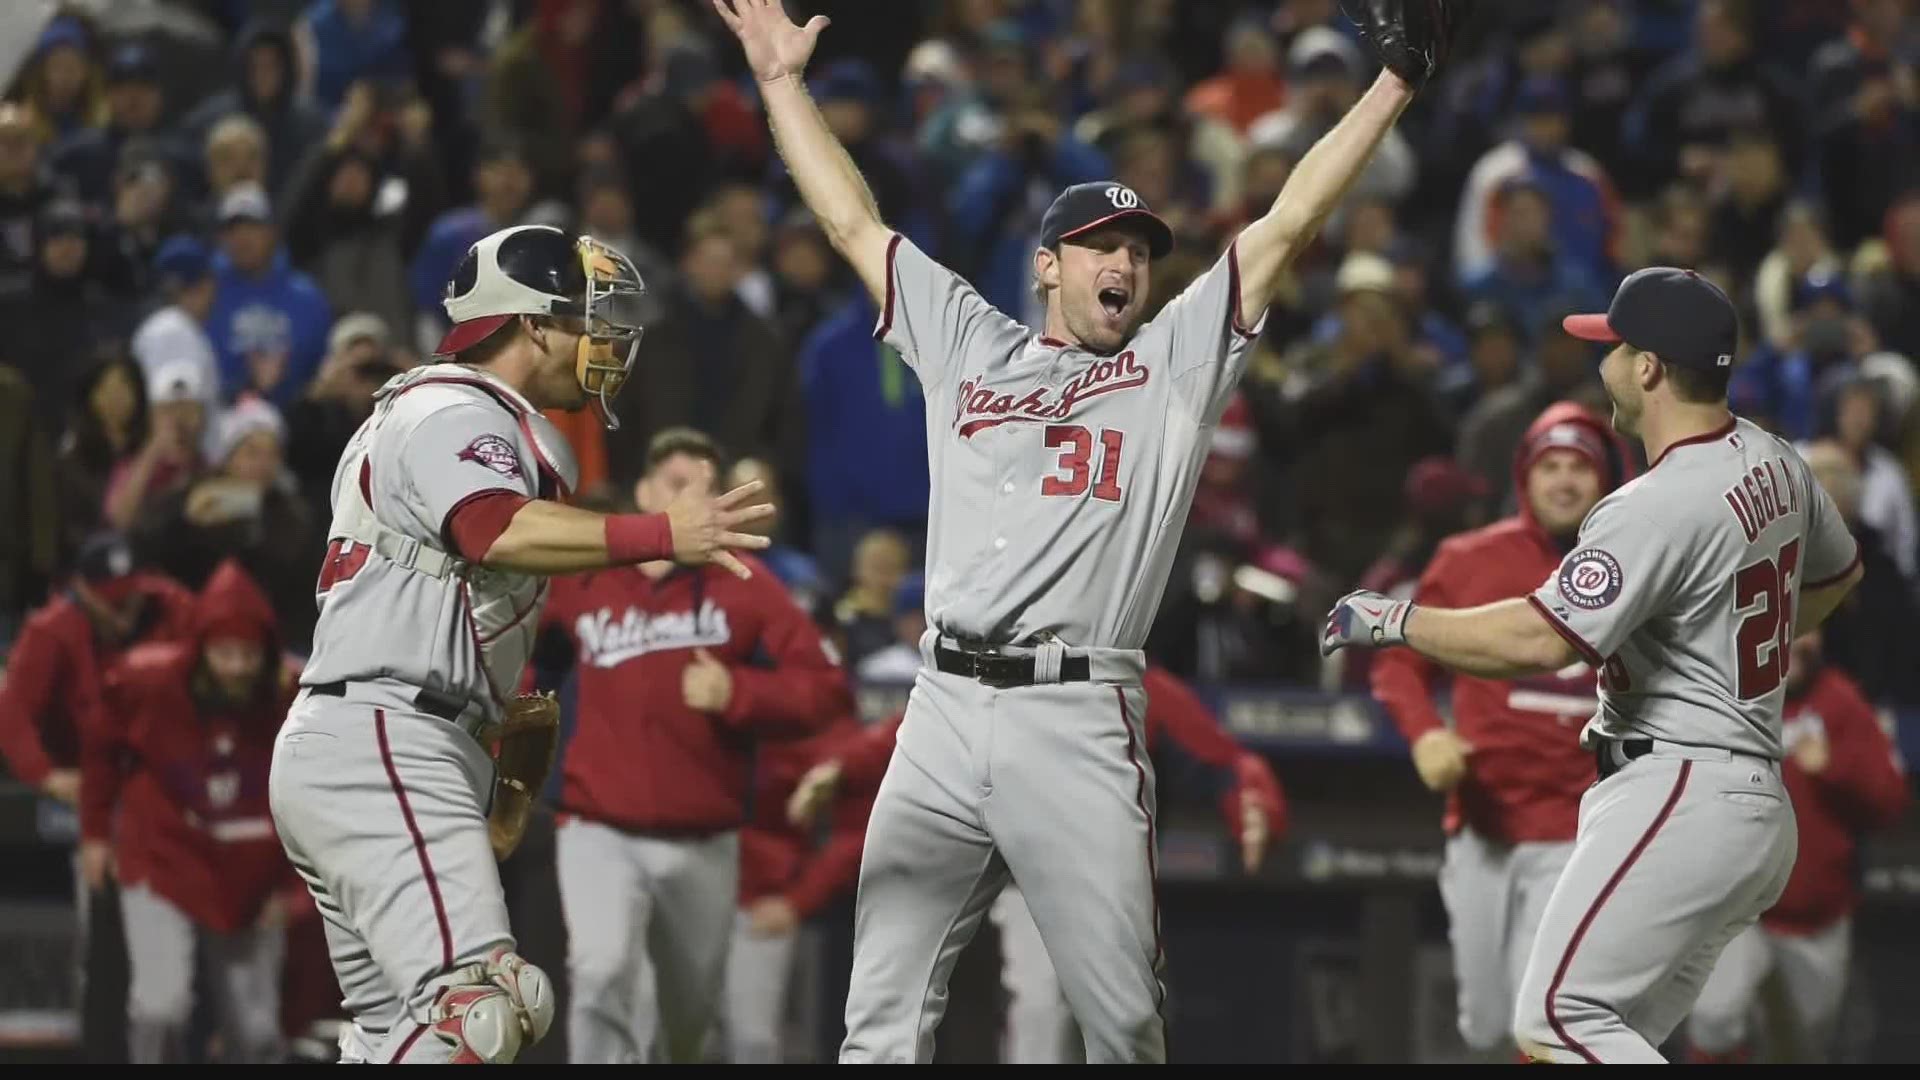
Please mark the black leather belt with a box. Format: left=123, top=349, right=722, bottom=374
left=1595, top=737, right=1653, bottom=780
left=309, top=680, right=468, bottom=724
left=933, top=643, right=1090, bottom=689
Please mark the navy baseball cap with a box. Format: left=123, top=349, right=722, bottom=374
left=1039, top=182, right=1174, bottom=259
left=1563, top=267, right=1739, bottom=370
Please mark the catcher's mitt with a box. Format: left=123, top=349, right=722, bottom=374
left=1337, top=0, right=1473, bottom=90
left=485, top=692, right=560, bottom=861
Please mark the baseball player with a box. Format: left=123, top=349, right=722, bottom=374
left=538, top=428, right=851, bottom=1064
left=266, top=223, right=774, bottom=1064
left=1685, top=632, right=1909, bottom=1063
left=82, top=559, right=300, bottom=1063
left=787, top=664, right=1286, bottom=1064
left=714, top=0, right=1463, bottom=1061
left=1370, top=401, right=1632, bottom=1057
left=1325, top=266, right=1868, bottom=1063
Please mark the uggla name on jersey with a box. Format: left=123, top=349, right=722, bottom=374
left=953, top=350, right=1148, bottom=435
left=574, top=600, right=732, bottom=667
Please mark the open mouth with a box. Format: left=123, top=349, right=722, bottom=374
left=1098, top=286, right=1130, bottom=319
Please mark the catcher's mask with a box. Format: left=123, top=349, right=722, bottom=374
left=436, top=225, right=648, bottom=430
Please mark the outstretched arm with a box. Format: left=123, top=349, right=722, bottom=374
left=715, top=0, right=891, bottom=304
left=1233, top=71, right=1414, bottom=320
left=1324, top=590, right=1577, bottom=681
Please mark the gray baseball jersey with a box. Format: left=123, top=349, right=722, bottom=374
left=1527, top=417, right=1859, bottom=760
left=875, top=230, right=1264, bottom=650
left=300, top=364, right=578, bottom=722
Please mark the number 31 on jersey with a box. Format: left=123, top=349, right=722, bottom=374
left=1042, top=425, right=1126, bottom=502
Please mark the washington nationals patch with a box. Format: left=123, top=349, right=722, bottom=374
left=1559, top=548, right=1623, bottom=610
left=458, top=433, right=524, bottom=479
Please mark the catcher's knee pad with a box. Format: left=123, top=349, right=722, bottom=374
left=425, top=948, right=555, bottom=1064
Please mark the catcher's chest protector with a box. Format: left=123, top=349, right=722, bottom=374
left=330, top=365, right=579, bottom=709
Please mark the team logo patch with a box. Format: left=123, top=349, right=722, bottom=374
left=1559, top=548, right=1623, bottom=610
left=458, top=434, right=523, bottom=479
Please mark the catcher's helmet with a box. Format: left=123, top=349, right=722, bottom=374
left=436, top=224, right=647, bottom=430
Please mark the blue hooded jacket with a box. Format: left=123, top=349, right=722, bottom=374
left=799, top=293, right=930, bottom=524
left=207, top=248, right=334, bottom=407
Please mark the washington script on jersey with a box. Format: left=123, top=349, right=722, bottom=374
left=952, top=350, right=1150, bottom=438
left=573, top=600, right=733, bottom=668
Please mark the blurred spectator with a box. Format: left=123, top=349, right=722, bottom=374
left=1812, top=377, right=1920, bottom=581
left=1754, top=201, right=1845, bottom=351
left=16, top=14, right=109, bottom=144
left=131, top=236, right=221, bottom=443
left=854, top=573, right=928, bottom=683
left=1453, top=75, right=1622, bottom=289
left=198, top=115, right=269, bottom=223
left=600, top=40, right=737, bottom=259
left=102, top=360, right=209, bottom=534
left=55, top=357, right=147, bottom=555
left=1564, top=0, right=1661, bottom=185
left=1074, top=54, right=1243, bottom=223
left=766, top=209, right=841, bottom=353
left=1248, top=27, right=1416, bottom=209
left=726, top=457, right=826, bottom=618
left=1813, top=34, right=1919, bottom=251
left=279, top=90, right=443, bottom=340
left=709, top=181, right=777, bottom=318
left=47, top=42, right=190, bottom=207
left=1356, top=456, right=1492, bottom=603
left=1803, top=440, right=1920, bottom=704
left=1457, top=307, right=1612, bottom=506
left=1643, top=182, right=1712, bottom=273
left=1860, top=191, right=1920, bottom=360
left=293, top=0, right=411, bottom=113
left=605, top=210, right=798, bottom=493
left=798, top=291, right=933, bottom=588
left=0, top=197, right=135, bottom=426
left=84, top=558, right=299, bottom=1065
left=1706, top=127, right=1791, bottom=289
left=1621, top=0, right=1806, bottom=197
left=181, top=18, right=331, bottom=194
left=947, top=83, right=1109, bottom=321
left=282, top=313, right=402, bottom=499
left=770, top=59, right=927, bottom=259
left=1186, top=394, right=1266, bottom=559
left=0, top=364, right=58, bottom=631
left=206, top=182, right=334, bottom=405
left=1809, top=0, right=1915, bottom=122
left=133, top=397, right=322, bottom=653
left=1732, top=270, right=1881, bottom=440
left=1439, top=300, right=1524, bottom=419
left=0, top=103, right=55, bottom=301
left=1183, top=16, right=1288, bottom=136
left=484, top=0, right=610, bottom=198
left=1459, top=178, right=1607, bottom=338
left=573, top=165, right=673, bottom=328
left=834, top=530, right=912, bottom=669
left=408, top=137, right=534, bottom=341
left=109, top=140, right=185, bottom=285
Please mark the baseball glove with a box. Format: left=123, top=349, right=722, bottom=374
left=1337, top=0, right=1473, bottom=90
left=485, top=693, right=560, bottom=861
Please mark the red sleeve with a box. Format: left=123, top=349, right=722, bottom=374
left=837, top=715, right=903, bottom=795
left=782, top=793, right=873, bottom=918
left=0, top=616, right=62, bottom=786
left=1369, top=540, right=1457, bottom=745
left=719, top=569, right=855, bottom=735
left=1143, top=666, right=1238, bottom=767
left=1221, top=750, right=1288, bottom=841
left=1812, top=674, right=1911, bottom=831
left=445, top=490, right=531, bottom=563
left=79, top=662, right=134, bottom=842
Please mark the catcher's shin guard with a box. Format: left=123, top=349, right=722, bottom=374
left=426, top=948, right=556, bottom=1063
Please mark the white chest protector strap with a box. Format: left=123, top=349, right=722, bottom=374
left=333, top=478, right=466, bottom=580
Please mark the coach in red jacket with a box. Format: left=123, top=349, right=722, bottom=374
left=1686, top=634, right=1909, bottom=1063
left=0, top=532, right=194, bottom=804
left=540, top=428, right=850, bottom=1065
left=83, top=558, right=301, bottom=1063
left=789, top=664, right=1286, bottom=1063
left=1370, top=400, right=1632, bottom=1056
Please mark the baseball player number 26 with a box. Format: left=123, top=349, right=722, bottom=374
left=1733, top=537, right=1800, bottom=700
left=1041, top=425, right=1125, bottom=502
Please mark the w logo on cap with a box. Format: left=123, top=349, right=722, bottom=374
left=1107, top=185, right=1140, bottom=209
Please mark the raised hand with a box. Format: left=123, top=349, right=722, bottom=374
left=712, top=0, right=829, bottom=84
left=665, top=478, right=775, bottom=580
left=1321, top=588, right=1415, bottom=655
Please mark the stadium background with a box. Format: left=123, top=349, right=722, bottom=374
left=0, top=0, right=1916, bottom=1063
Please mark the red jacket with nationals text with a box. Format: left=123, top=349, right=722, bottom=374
left=0, top=573, right=194, bottom=787
left=1764, top=666, right=1910, bottom=935
left=543, top=555, right=851, bottom=834
left=834, top=666, right=1286, bottom=841
left=1371, top=403, right=1633, bottom=844
left=82, top=561, right=299, bottom=933
left=738, top=715, right=873, bottom=915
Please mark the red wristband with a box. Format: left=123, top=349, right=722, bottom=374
left=606, top=512, right=673, bottom=564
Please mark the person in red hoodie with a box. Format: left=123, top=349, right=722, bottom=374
left=788, top=664, right=1286, bottom=1063
left=1369, top=400, right=1633, bottom=1058
left=1684, top=632, right=1910, bottom=1064
left=82, top=557, right=303, bottom=1063
left=539, top=427, right=851, bottom=1064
